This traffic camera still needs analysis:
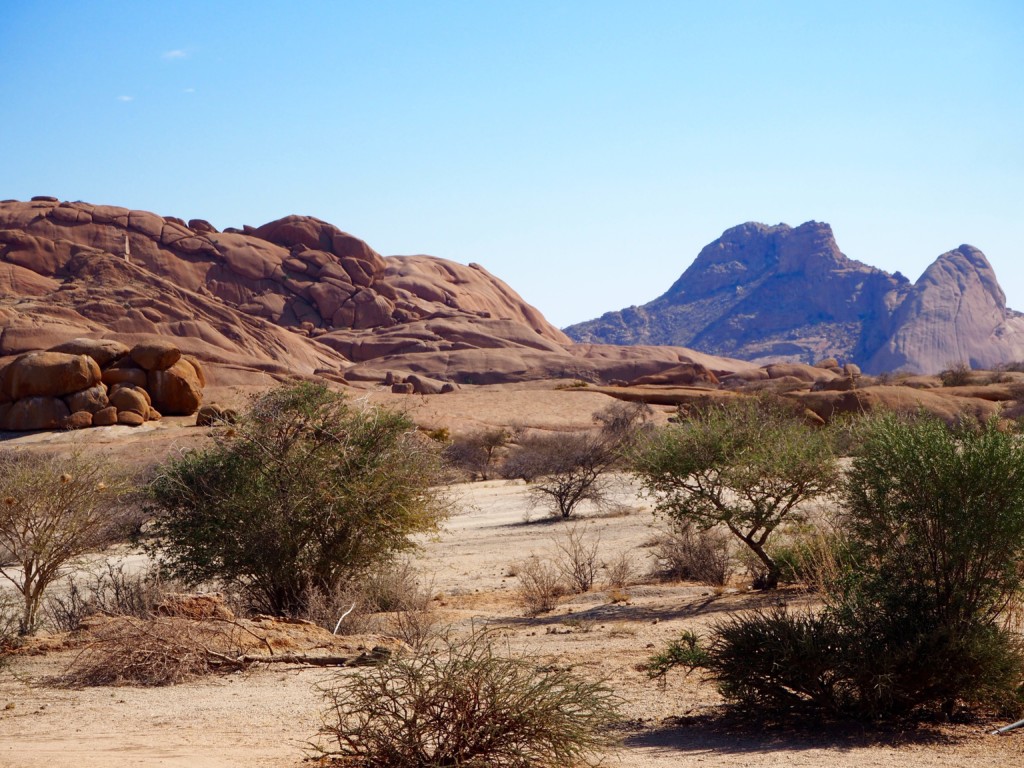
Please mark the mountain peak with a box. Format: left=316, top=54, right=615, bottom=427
left=566, top=223, right=1023, bottom=373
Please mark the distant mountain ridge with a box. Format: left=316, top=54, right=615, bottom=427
left=564, top=221, right=1024, bottom=374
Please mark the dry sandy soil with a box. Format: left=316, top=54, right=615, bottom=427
left=2, top=387, right=1024, bottom=767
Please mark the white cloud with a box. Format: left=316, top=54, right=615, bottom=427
left=117, top=95, right=134, bottom=102
left=183, top=87, right=196, bottom=93
left=162, top=49, right=187, bottom=60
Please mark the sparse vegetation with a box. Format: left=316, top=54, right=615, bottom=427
left=648, top=414, right=1024, bottom=720
left=148, top=383, right=446, bottom=617
left=59, top=613, right=252, bottom=687
left=503, top=431, right=617, bottom=518
left=553, top=523, right=601, bottom=593
left=939, top=360, right=972, bottom=386
left=0, top=451, right=131, bottom=634
left=649, top=522, right=731, bottom=586
left=443, top=427, right=511, bottom=480
left=503, top=402, right=649, bottom=518
left=515, top=555, right=566, bottom=615
left=602, top=549, right=636, bottom=589
left=631, top=397, right=839, bottom=589
left=44, top=562, right=176, bottom=633
left=318, top=630, right=620, bottom=768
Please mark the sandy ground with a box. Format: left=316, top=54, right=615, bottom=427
left=3, top=475, right=1024, bottom=767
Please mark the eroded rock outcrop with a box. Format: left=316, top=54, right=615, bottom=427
left=0, top=339, right=204, bottom=431
left=1, top=198, right=759, bottom=387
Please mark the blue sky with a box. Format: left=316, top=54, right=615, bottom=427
left=3, top=1, right=1022, bottom=327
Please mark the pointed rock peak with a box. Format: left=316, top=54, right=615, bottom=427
left=665, top=220, right=844, bottom=300
left=918, top=244, right=1005, bottom=307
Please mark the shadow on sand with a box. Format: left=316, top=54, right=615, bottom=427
left=621, top=712, right=962, bottom=756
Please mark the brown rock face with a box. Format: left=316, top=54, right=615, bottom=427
left=0, top=197, right=762, bottom=387
left=61, top=411, right=93, bottom=430
left=109, top=385, right=151, bottom=416
left=2, top=396, right=70, bottom=430
left=117, top=410, right=146, bottom=427
left=65, top=383, right=109, bottom=414
left=148, top=359, right=203, bottom=415
left=629, top=363, right=719, bottom=387
left=93, top=406, right=118, bottom=426
left=565, top=222, right=1024, bottom=374
left=102, top=358, right=149, bottom=388
left=50, top=338, right=129, bottom=368
left=130, top=341, right=182, bottom=371
left=3, top=352, right=101, bottom=399
left=0, top=199, right=577, bottom=384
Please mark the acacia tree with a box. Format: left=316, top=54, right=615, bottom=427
left=503, top=402, right=650, bottom=519
left=630, top=397, right=839, bottom=589
left=149, top=383, right=446, bottom=616
left=0, top=451, right=129, bottom=634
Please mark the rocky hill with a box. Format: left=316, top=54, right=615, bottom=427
left=0, top=197, right=755, bottom=388
left=564, top=221, right=1024, bottom=374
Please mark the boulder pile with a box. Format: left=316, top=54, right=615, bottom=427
left=0, top=338, right=204, bottom=431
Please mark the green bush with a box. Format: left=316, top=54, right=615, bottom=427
left=318, top=630, right=620, bottom=767
left=703, top=607, right=850, bottom=717
left=149, top=383, right=446, bottom=616
left=834, top=414, right=1024, bottom=717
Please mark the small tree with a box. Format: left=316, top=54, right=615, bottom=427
left=0, top=451, right=129, bottom=634
left=503, top=431, right=615, bottom=518
left=443, top=428, right=510, bottom=480
left=149, top=383, right=446, bottom=616
left=503, top=402, right=649, bottom=519
left=630, top=397, right=839, bottom=589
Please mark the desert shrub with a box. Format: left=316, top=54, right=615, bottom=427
left=503, top=432, right=616, bottom=518
left=298, top=559, right=438, bottom=647
left=360, top=559, right=437, bottom=648
left=60, top=614, right=251, bottom=687
left=443, top=428, right=511, bottom=480
left=44, top=563, right=175, bottom=633
left=0, top=591, right=19, bottom=664
left=0, top=451, right=132, bottom=634
left=644, top=630, right=709, bottom=683
left=149, top=383, right=446, bottom=617
left=423, top=427, right=451, bottom=443
left=939, top=360, right=972, bottom=386
left=703, top=607, right=851, bottom=717
left=649, top=522, right=731, bottom=586
left=318, top=630, right=620, bottom=767
left=631, top=396, right=839, bottom=589
left=602, top=549, right=636, bottom=589
left=515, top=555, right=566, bottom=615
left=553, top=523, right=601, bottom=593
left=767, top=523, right=849, bottom=591
left=833, top=413, right=1024, bottom=717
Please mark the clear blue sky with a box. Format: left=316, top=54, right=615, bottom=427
left=3, top=1, right=1022, bottom=327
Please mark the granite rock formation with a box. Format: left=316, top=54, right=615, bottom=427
left=0, top=339, right=203, bottom=430
left=0, top=198, right=756, bottom=390
left=565, top=221, right=1024, bottom=374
